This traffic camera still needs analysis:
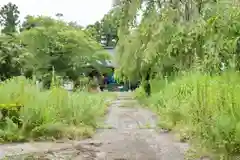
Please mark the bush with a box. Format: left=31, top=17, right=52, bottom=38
left=142, top=71, right=240, bottom=159
left=74, top=76, right=89, bottom=91
left=0, top=76, right=112, bottom=142
left=134, top=85, right=146, bottom=100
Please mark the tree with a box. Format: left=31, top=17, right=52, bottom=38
left=113, top=0, right=237, bottom=95
left=0, top=2, right=20, bottom=33
left=85, top=7, right=121, bottom=47
left=85, top=22, right=102, bottom=43
left=55, top=13, right=63, bottom=19
left=20, top=15, right=65, bottom=31
left=19, top=16, right=110, bottom=87
left=68, top=21, right=83, bottom=29
left=0, top=34, right=29, bottom=80
left=100, top=9, right=120, bottom=47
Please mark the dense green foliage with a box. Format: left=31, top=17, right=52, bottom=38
left=135, top=72, right=240, bottom=159
left=0, top=76, right=115, bottom=142
left=85, top=7, right=120, bottom=47
left=20, top=16, right=109, bottom=84
left=115, top=0, right=240, bottom=159
left=115, top=0, right=240, bottom=80
left=0, top=2, right=20, bottom=33
left=0, top=1, right=112, bottom=83
left=0, top=2, right=116, bottom=142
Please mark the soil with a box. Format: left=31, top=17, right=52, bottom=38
left=0, top=92, right=207, bottom=160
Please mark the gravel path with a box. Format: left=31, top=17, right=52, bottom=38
left=0, top=92, right=193, bottom=160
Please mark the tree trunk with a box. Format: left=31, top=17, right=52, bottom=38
left=144, top=68, right=151, bottom=96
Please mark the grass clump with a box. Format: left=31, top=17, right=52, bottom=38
left=135, top=71, right=240, bottom=159
left=0, top=76, right=113, bottom=142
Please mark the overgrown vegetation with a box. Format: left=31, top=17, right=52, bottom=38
left=0, top=2, right=116, bottom=142
left=114, top=0, right=240, bottom=159
left=0, top=76, right=115, bottom=142
left=0, top=2, right=111, bottom=84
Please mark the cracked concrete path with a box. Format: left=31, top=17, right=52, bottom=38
left=90, top=92, right=190, bottom=160
left=0, top=92, right=194, bottom=160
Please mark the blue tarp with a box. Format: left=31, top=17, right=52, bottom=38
left=107, top=73, right=115, bottom=84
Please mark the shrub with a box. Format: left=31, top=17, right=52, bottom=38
left=0, top=76, right=112, bottom=142
left=134, top=85, right=146, bottom=100
left=143, top=71, right=240, bottom=159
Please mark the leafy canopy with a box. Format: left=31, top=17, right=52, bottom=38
left=114, top=0, right=240, bottom=81
left=19, top=16, right=110, bottom=80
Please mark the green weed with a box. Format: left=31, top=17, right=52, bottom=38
left=136, top=71, right=240, bottom=159
left=0, top=76, right=114, bottom=142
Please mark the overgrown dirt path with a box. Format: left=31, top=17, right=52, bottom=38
left=0, top=92, right=193, bottom=160
left=91, top=92, right=190, bottom=160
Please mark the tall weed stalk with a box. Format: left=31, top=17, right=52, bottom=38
left=138, top=71, right=240, bottom=159
left=0, top=76, right=114, bottom=142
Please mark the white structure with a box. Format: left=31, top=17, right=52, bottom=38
left=63, top=81, right=74, bottom=91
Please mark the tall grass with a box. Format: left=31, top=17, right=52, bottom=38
left=0, top=76, right=114, bottom=143
left=135, top=71, right=240, bottom=159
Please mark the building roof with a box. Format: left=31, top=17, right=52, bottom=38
left=85, top=46, right=116, bottom=68
left=102, top=46, right=116, bottom=67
